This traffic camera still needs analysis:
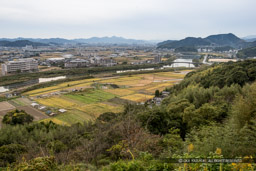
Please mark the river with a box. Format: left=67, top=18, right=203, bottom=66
left=0, top=76, right=66, bottom=93
left=116, top=68, right=155, bottom=73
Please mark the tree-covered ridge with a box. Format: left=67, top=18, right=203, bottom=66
left=171, top=60, right=256, bottom=90
left=157, top=33, right=246, bottom=49
left=237, top=46, right=256, bottom=58
left=157, top=37, right=210, bottom=49
left=1, top=60, right=256, bottom=170
left=0, top=40, right=48, bottom=47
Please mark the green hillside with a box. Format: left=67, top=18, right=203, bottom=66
left=157, top=33, right=247, bottom=49
left=237, top=46, right=256, bottom=58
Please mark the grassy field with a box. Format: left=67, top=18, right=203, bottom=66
left=64, top=90, right=117, bottom=104
left=26, top=70, right=191, bottom=125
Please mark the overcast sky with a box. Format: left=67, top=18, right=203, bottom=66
left=0, top=0, right=255, bottom=40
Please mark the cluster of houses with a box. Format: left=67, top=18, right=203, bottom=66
left=30, top=102, right=67, bottom=116
left=146, top=91, right=170, bottom=106
left=40, top=56, right=118, bottom=68
left=65, top=57, right=118, bottom=68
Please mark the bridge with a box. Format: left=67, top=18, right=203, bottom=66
left=166, top=62, right=204, bottom=68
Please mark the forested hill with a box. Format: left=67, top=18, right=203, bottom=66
left=0, top=40, right=48, bottom=47
left=1, top=60, right=256, bottom=170
left=171, top=59, right=256, bottom=90
left=157, top=33, right=246, bottom=49
left=237, top=46, right=256, bottom=58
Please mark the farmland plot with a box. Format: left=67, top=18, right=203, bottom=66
left=27, top=70, right=191, bottom=125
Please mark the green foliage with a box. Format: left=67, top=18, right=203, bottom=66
left=139, top=107, right=174, bottom=135
left=231, top=82, right=256, bottom=129
left=13, top=156, right=59, bottom=171
left=105, top=159, right=174, bottom=171
left=186, top=121, right=256, bottom=158
left=97, top=112, right=117, bottom=122
left=0, top=96, right=7, bottom=102
left=2, top=109, right=33, bottom=125
left=237, top=46, right=256, bottom=58
left=169, top=60, right=256, bottom=90
left=47, top=140, right=68, bottom=154
left=107, top=140, right=129, bottom=160
left=0, top=144, right=26, bottom=167
left=65, top=90, right=116, bottom=104
left=183, top=103, right=220, bottom=128
left=175, top=46, right=197, bottom=52
left=155, top=90, right=160, bottom=97
left=160, top=128, right=184, bottom=157
left=107, top=160, right=145, bottom=171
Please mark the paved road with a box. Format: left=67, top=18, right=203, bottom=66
left=203, top=55, right=212, bottom=65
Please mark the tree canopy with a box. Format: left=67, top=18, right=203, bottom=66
left=2, top=109, right=33, bottom=125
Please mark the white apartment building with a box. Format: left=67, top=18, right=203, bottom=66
left=1, top=58, right=38, bottom=75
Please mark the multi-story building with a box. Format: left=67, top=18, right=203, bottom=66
left=1, top=58, right=38, bottom=75
left=154, top=55, right=162, bottom=63
left=64, top=59, right=89, bottom=68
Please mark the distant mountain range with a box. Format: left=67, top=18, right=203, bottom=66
left=0, top=36, right=153, bottom=46
left=74, top=36, right=148, bottom=44
left=157, top=33, right=255, bottom=49
left=242, top=35, right=256, bottom=42
left=1, top=34, right=256, bottom=48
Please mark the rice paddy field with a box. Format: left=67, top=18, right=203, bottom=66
left=24, top=70, right=191, bottom=125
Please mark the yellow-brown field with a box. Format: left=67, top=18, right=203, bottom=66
left=104, top=89, right=135, bottom=96
left=26, top=70, right=191, bottom=125
left=25, top=78, right=101, bottom=96
left=36, top=97, right=78, bottom=109
left=121, top=94, right=154, bottom=102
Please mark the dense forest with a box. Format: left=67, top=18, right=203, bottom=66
left=237, top=46, right=256, bottom=58
left=1, top=60, right=256, bottom=170
left=174, top=46, right=197, bottom=52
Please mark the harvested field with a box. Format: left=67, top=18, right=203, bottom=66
left=25, top=70, right=191, bottom=125
left=0, top=101, right=15, bottom=111
left=104, top=89, right=134, bottom=96
left=17, top=106, right=49, bottom=121
left=0, top=104, right=49, bottom=127
left=121, top=94, right=154, bottom=102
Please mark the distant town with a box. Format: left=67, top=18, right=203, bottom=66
left=1, top=33, right=254, bottom=77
